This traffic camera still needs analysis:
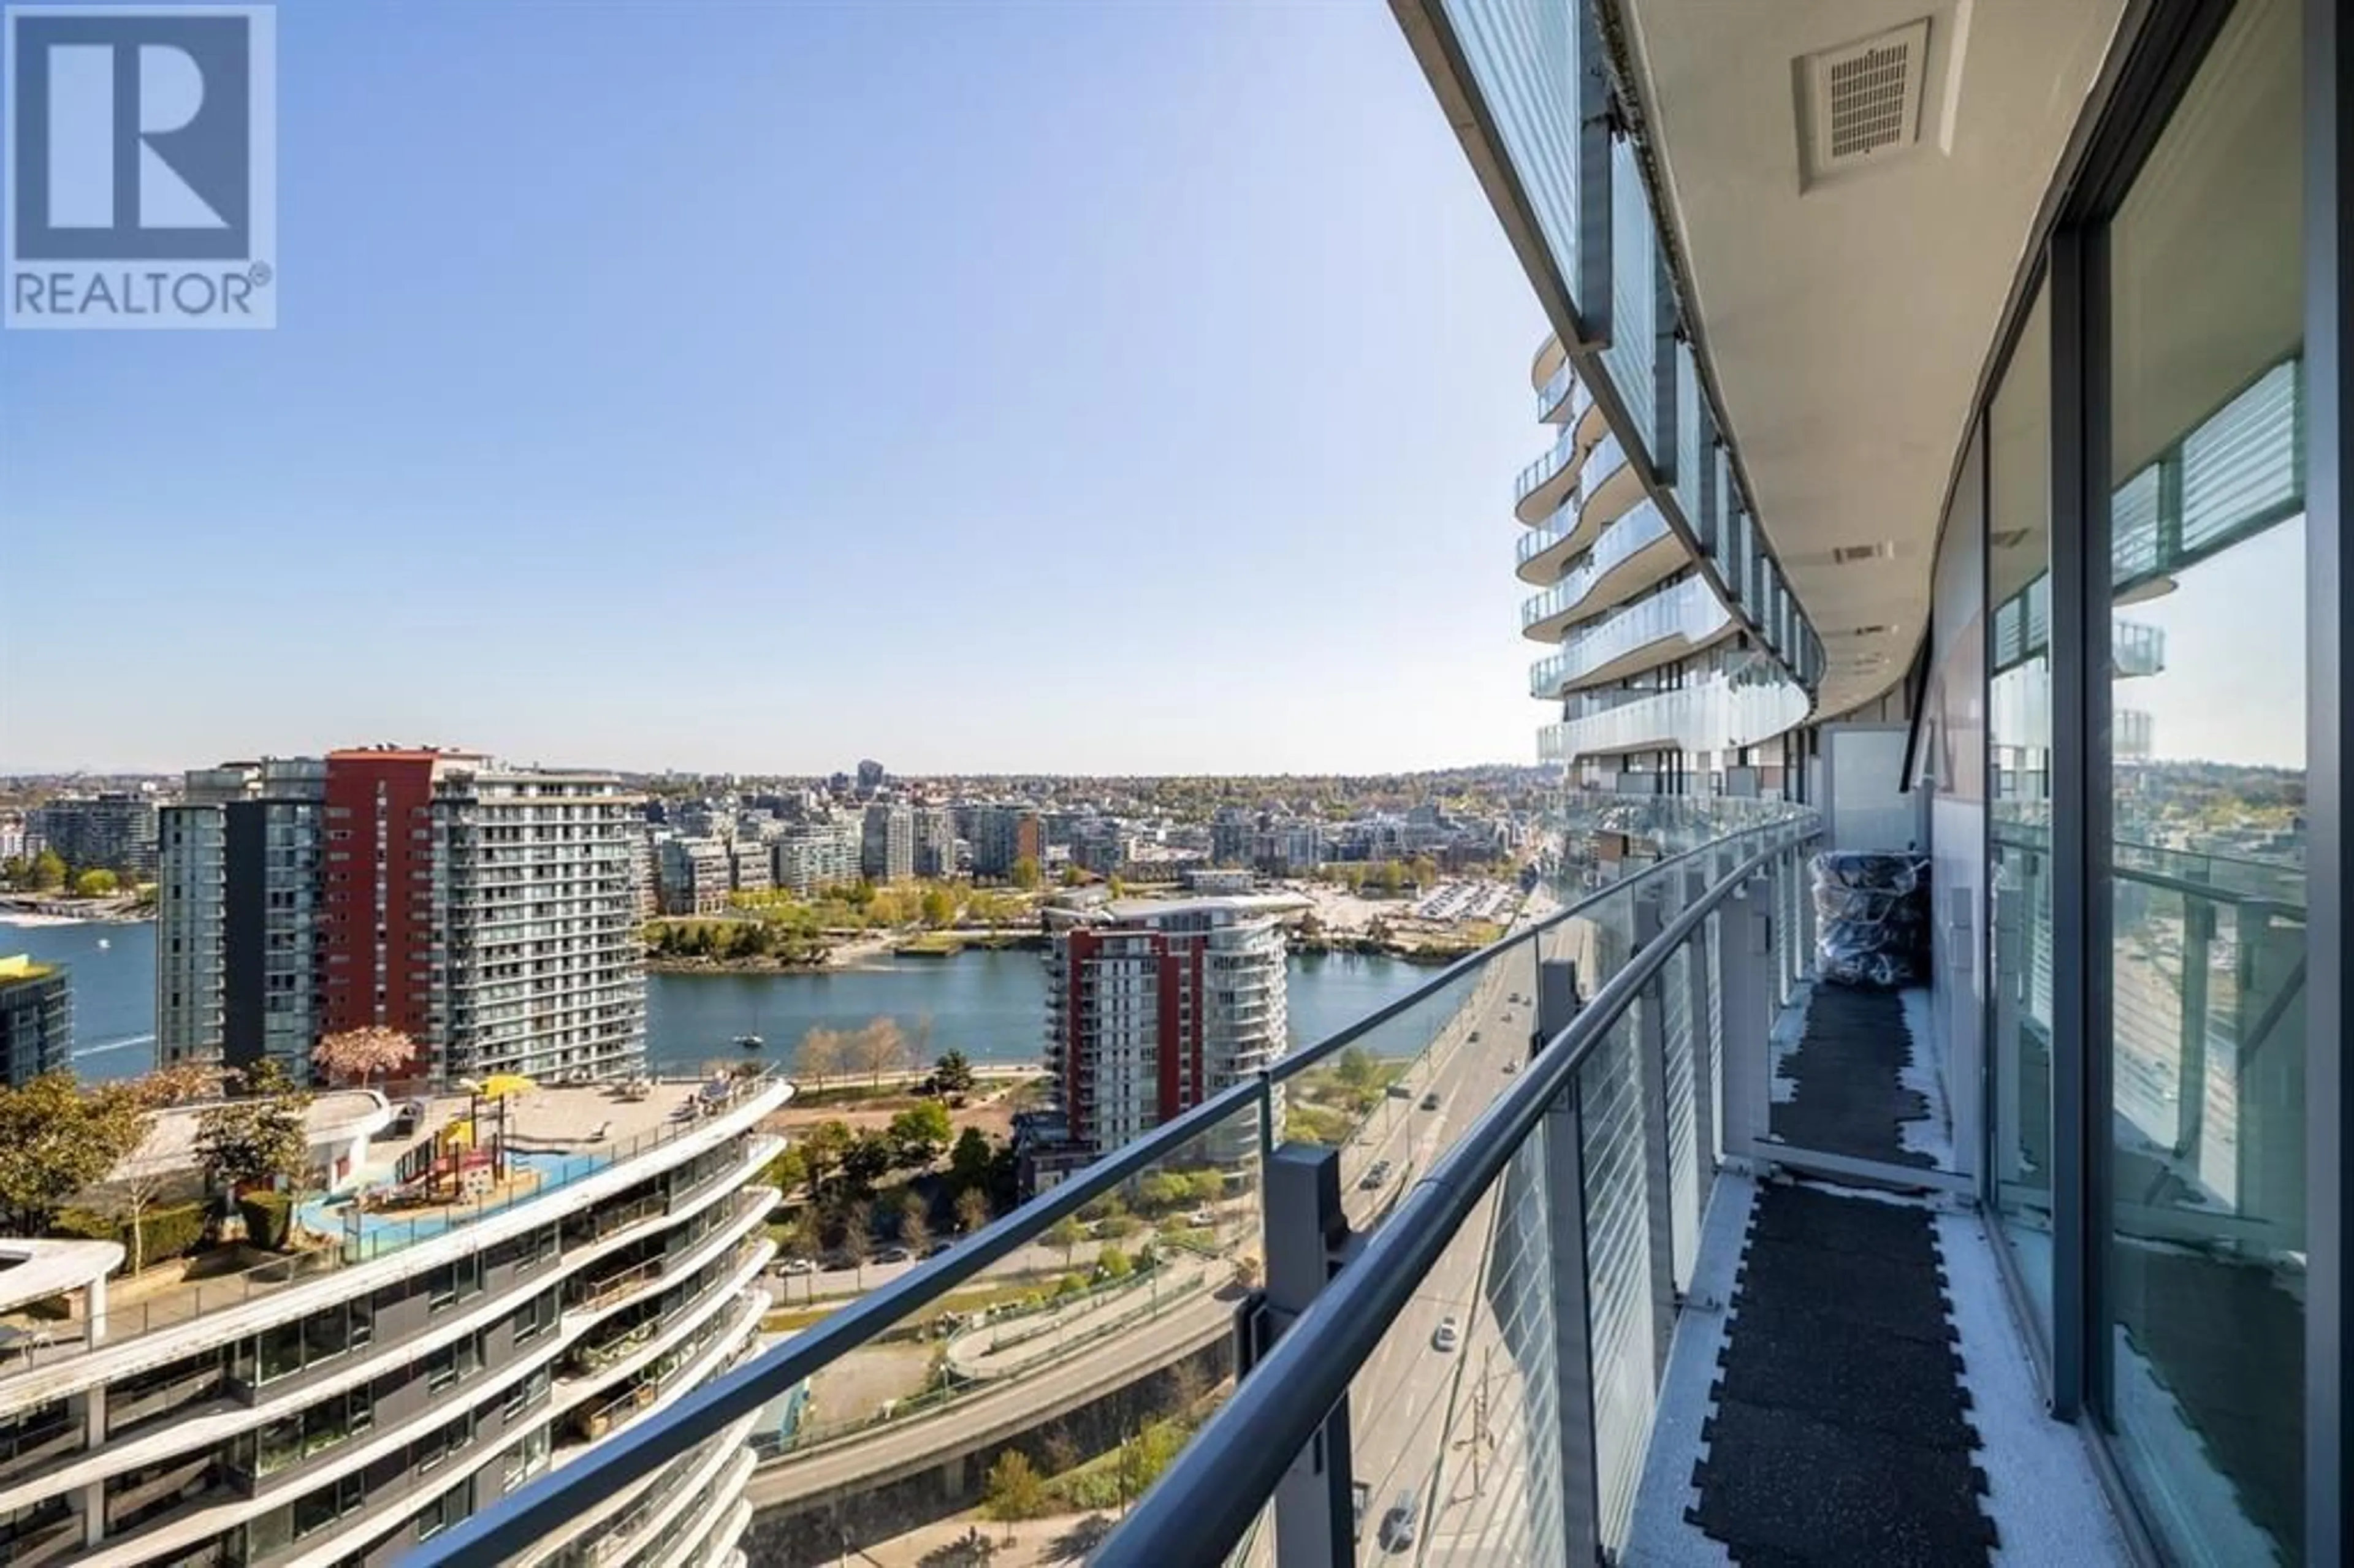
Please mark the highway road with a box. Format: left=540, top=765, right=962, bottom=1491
left=747, top=1287, right=1234, bottom=1507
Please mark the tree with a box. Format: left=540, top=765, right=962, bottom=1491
left=72, top=867, right=118, bottom=898
left=933, top=1048, right=978, bottom=1102
left=839, top=1199, right=874, bottom=1285
left=1059, top=865, right=1088, bottom=888
left=886, top=1102, right=953, bottom=1170
left=105, top=1063, right=227, bottom=1273
left=196, top=1066, right=313, bottom=1199
left=1010, top=856, right=1041, bottom=891
left=897, top=1189, right=931, bottom=1252
left=0, top=854, right=27, bottom=889
left=310, top=1026, right=413, bottom=1089
left=982, top=1449, right=1044, bottom=1537
left=840, top=1130, right=894, bottom=1192
left=949, top=1126, right=995, bottom=1190
left=796, top=1026, right=845, bottom=1088
left=954, top=1185, right=992, bottom=1236
left=1046, top=1214, right=1086, bottom=1270
left=29, top=848, right=66, bottom=891
left=851, top=1018, right=908, bottom=1088
left=1097, top=1245, right=1132, bottom=1281
left=0, top=1074, right=143, bottom=1236
left=918, top=888, right=956, bottom=928
left=782, top=1205, right=823, bottom=1268
left=762, top=1144, right=809, bottom=1198
left=799, top=1120, right=853, bottom=1198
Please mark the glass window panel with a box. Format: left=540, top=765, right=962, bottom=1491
left=1988, top=282, right=2054, bottom=1330
left=2103, top=2, right=2304, bottom=1561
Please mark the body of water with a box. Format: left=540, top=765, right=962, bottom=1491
left=1, top=919, right=1450, bottom=1081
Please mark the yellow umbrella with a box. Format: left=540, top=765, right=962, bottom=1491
left=442, top=1118, right=475, bottom=1148
left=480, top=1074, right=535, bottom=1101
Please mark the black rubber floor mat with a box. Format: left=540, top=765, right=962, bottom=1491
left=1746, top=1183, right=1936, bottom=1255
left=1715, top=1296, right=1975, bottom=1450
left=1690, top=1182, right=1990, bottom=1566
left=1772, top=985, right=1937, bottom=1167
left=1736, top=1239, right=1955, bottom=1343
left=1689, top=1398, right=1995, bottom=1566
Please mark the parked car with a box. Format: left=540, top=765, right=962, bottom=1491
left=874, top=1247, right=912, bottom=1265
left=1379, top=1495, right=1420, bottom=1552
left=1184, top=1209, right=1219, bottom=1227
left=1385, top=1083, right=1412, bottom=1100
left=920, top=1241, right=953, bottom=1258
left=1503, top=1059, right=1518, bottom=1075
left=775, top=1258, right=818, bottom=1277
left=1432, top=1315, right=1460, bottom=1352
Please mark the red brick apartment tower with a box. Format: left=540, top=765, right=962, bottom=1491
left=319, top=748, right=444, bottom=1079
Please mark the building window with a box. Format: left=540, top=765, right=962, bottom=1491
left=2096, top=3, right=2306, bottom=1560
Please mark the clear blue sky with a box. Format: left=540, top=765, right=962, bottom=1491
left=0, top=1, right=1547, bottom=777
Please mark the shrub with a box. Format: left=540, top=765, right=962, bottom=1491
left=132, top=1202, right=210, bottom=1266
left=48, top=1208, right=116, bottom=1244
left=238, top=1192, right=293, bottom=1250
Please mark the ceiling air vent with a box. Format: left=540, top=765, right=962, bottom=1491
left=1802, top=19, right=1930, bottom=180
left=1843, top=624, right=1894, bottom=638
left=1830, top=541, right=1896, bottom=565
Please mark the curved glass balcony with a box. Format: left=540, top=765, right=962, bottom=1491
left=1514, top=426, right=1588, bottom=523
left=1536, top=357, right=1586, bottom=424
left=1522, top=499, right=1682, bottom=604
left=1539, top=668, right=1811, bottom=764
left=1528, top=575, right=1732, bottom=695
left=1574, top=432, right=1642, bottom=538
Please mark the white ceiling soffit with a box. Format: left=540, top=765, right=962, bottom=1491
left=1617, top=0, right=2127, bottom=718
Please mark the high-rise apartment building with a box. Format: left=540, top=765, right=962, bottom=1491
left=912, top=807, right=956, bottom=878
left=728, top=839, right=771, bottom=896
left=28, top=792, right=158, bottom=879
left=859, top=804, right=913, bottom=884
left=0, top=954, right=71, bottom=1086
left=1518, top=351, right=1808, bottom=792
left=155, top=750, right=646, bottom=1083
left=157, top=759, right=327, bottom=1073
left=1042, top=896, right=1297, bottom=1168
left=771, top=820, right=860, bottom=897
left=0, top=1075, right=786, bottom=1566
left=655, top=839, right=729, bottom=918
left=969, top=805, right=1042, bottom=881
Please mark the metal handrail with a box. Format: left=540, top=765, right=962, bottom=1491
left=1094, top=828, right=1807, bottom=1566
left=409, top=812, right=1808, bottom=1564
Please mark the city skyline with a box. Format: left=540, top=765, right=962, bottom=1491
left=0, top=1, right=1546, bottom=777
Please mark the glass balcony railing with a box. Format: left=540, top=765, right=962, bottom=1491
left=1515, top=425, right=1583, bottom=511
left=1577, top=431, right=1628, bottom=523
left=1536, top=357, right=1585, bottom=424
left=408, top=810, right=1821, bottom=1568
left=1539, top=668, right=1811, bottom=764
left=1529, top=575, right=1731, bottom=696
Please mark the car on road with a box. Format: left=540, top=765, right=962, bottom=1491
left=1358, top=1160, right=1393, bottom=1190
left=774, top=1258, right=818, bottom=1277
left=1507, top=991, right=1522, bottom=1004
left=1184, top=1209, right=1219, bottom=1227
left=1502, top=1059, right=1518, bottom=1075
left=1469, top=1029, right=1482, bottom=1044
left=1420, top=1091, right=1441, bottom=1111
left=1379, top=1495, right=1420, bottom=1551
left=1385, top=1083, right=1412, bottom=1100
left=1432, top=1315, right=1460, bottom=1352
left=1352, top=1481, right=1371, bottom=1543
left=874, top=1247, right=912, bottom=1265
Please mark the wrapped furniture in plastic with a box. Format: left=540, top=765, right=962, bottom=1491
left=1811, top=851, right=1932, bottom=989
